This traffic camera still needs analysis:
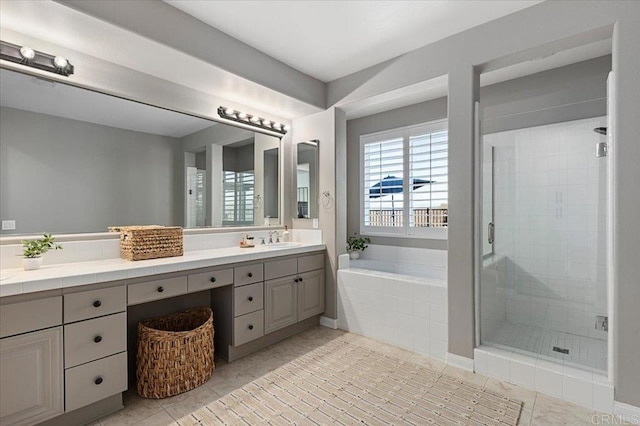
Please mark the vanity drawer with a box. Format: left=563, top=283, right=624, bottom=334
left=64, top=313, right=127, bottom=368
left=65, top=351, right=127, bottom=413
left=188, top=268, right=234, bottom=293
left=234, top=264, right=263, bottom=287
left=233, top=310, right=264, bottom=346
left=64, top=286, right=126, bottom=323
left=0, top=296, right=62, bottom=338
left=128, top=276, right=187, bottom=305
left=234, top=282, right=264, bottom=317
left=298, top=253, right=324, bottom=273
left=264, top=258, right=297, bottom=280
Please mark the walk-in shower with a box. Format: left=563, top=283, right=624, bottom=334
left=479, top=115, right=610, bottom=373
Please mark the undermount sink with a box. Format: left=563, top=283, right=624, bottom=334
left=261, top=242, right=301, bottom=249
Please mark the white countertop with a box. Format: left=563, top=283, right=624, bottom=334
left=0, top=243, right=326, bottom=297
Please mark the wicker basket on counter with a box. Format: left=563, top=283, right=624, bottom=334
left=110, top=225, right=183, bottom=261
left=136, top=307, right=215, bottom=399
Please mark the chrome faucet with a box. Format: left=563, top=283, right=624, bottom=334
left=268, top=231, right=278, bottom=244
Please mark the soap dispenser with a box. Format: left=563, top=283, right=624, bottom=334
left=283, top=226, right=291, bottom=242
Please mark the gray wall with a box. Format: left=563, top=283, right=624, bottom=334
left=195, top=151, right=206, bottom=170
left=223, top=143, right=255, bottom=173
left=346, top=56, right=610, bottom=251
left=0, top=107, right=182, bottom=234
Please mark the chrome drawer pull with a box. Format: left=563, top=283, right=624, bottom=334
left=93, top=335, right=102, bottom=343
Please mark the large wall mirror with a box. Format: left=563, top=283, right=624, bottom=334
left=295, top=140, right=319, bottom=219
left=0, top=68, right=281, bottom=235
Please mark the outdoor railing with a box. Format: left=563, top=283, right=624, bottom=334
left=369, top=208, right=448, bottom=228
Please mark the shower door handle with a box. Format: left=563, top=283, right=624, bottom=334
left=488, top=222, right=495, bottom=245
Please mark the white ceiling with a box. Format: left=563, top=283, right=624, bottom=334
left=0, top=69, right=215, bottom=138
left=165, top=0, right=542, bottom=82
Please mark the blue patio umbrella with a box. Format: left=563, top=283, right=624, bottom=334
left=369, top=176, right=432, bottom=223
left=369, top=176, right=431, bottom=198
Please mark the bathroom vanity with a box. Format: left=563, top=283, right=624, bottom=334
left=0, top=243, right=325, bottom=426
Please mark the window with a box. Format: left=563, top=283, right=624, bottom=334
left=360, top=120, right=448, bottom=239
left=223, top=171, right=254, bottom=226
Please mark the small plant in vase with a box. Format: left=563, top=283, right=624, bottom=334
left=20, top=233, right=62, bottom=270
left=346, top=234, right=371, bottom=260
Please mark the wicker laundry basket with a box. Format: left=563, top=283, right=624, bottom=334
left=136, top=307, right=214, bottom=398
left=110, top=225, right=183, bottom=261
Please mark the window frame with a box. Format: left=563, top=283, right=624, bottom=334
left=359, top=119, right=448, bottom=240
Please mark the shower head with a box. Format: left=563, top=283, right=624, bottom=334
left=594, top=127, right=607, bottom=135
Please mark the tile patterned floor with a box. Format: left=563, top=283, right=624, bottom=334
left=487, top=321, right=607, bottom=372
left=95, top=326, right=606, bottom=425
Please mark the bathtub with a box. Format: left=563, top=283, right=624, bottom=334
left=337, top=246, right=448, bottom=360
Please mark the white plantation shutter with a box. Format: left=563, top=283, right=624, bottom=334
left=409, top=129, right=448, bottom=229
left=223, top=171, right=254, bottom=225
left=362, top=137, right=404, bottom=229
left=360, top=120, right=448, bottom=238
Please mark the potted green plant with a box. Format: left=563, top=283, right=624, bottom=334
left=20, top=233, right=62, bottom=270
left=346, top=233, right=371, bottom=260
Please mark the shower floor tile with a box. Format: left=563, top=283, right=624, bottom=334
left=486, top=322, right=607, bottom=372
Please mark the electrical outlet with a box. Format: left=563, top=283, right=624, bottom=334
left=313, top=218, right=319, bottom=229
left=595, top=315, right=608, bottom=332
left=1, top=220, right=16, bottom=231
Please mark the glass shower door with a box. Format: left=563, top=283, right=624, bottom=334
left=479, top=116, right=609, bottom=373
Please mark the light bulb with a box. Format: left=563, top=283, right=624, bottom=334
left=250, top=116, right=260, bottom=124
left=263, top=120, right=272, bottom=127
left=53, top=56, right=68, bottom=69
left=283, top=125, right=290, bottom=131
left=238, top=112, right=247, bottom=120
left=272, top=122, right=281, bottom=129
left=224, top=108, right=235, bottom=116
left=19, top=46, right=35, bottom=60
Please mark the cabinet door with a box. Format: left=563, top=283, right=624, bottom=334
left=297, top=270, right=325, bottom=321
left=0, top=327, right=64, bottom=426
left=264, top=276, right=297, bottom=333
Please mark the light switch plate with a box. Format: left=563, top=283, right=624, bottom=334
left=2, top=220, right=16, bottom=230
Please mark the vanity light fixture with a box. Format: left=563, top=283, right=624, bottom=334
left=1, top=40, right=74, bottom=77
left=19, top=46, right=35, bottom=61
left=218, top=106, right=287, bottom=135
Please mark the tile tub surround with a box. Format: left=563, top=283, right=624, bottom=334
left=337, top=247, right=448, bottom=360
left=0, top=229, right=324, bottom=297
left=474, top=345, right=615, bottom=414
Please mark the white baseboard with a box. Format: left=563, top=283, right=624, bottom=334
left=446, top=352, right=474, bottom=371
left=320, top=316, right=338, bottom=329
left=614, top=401, right=640, bottom=423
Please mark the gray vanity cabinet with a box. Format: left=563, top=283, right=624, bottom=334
left=297, top=269, right=325, bottom=321
left=0, top=327, right=64, bottom=426
left=264, top=276, right=298, bottom=333
left=0, top=296, right=64, bottom=426
left=264, top=253, right=325, bottom=333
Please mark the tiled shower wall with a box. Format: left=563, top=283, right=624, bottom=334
left=484, top=117, right=608, bottom=341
